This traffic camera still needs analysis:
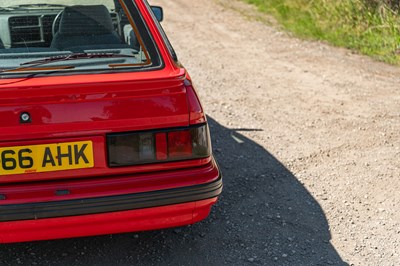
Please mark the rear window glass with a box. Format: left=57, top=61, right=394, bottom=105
left=0, top=0, right=160, bottom=76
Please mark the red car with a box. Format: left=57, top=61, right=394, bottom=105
left=0, top=0, right=221, bottom=243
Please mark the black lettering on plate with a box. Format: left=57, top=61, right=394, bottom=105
left=19, top=149, right=33, bottom=169
left=57, top=145, right=73, bottom=166
left=42, top=147, right=56, bottom=167
left=74, top=144, right=89, bottom=164
left=1, top=150, right=17, bottom=170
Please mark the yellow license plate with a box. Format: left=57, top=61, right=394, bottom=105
left=0, top=141, right=94, bottom=176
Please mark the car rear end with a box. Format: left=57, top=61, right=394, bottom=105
left=0, top=0, right=221, bottom=243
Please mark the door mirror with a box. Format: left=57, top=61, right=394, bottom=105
left=151, top=6, right=163, bottom=22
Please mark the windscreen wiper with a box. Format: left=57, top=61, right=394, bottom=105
left=20, top=52, right=137, bottom=66
left=0, top=53, right=137, bottom=74
left=7, top=4, right=66, bottom=8
left=0, top=7, right=18, bottom=11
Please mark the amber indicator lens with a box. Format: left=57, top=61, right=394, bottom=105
left=107, top=124, right=211, bottom=167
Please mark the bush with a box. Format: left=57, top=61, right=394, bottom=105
left=364, top=0, right=399, bottom=11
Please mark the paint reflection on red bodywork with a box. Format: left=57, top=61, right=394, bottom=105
left=0, top=0, right=221, bottom=243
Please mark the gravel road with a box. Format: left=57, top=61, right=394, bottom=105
left=1, top=0, right=400, bottom=265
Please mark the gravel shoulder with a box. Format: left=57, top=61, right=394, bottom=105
left=151, top=0, right=400, bottom=264
left=1, top=0, right=399, bottom=265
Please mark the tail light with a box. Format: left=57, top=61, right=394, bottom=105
left=108, top=77, right=211, bottom=167
left=185, top=79, right=206, bottom=125
left=107, top=124, right=211, bottom=167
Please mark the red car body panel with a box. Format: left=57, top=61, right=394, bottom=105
left=0, top=74, right=193, bottom=184
left=1, top=160, right=219, bottom=205
left=0, top=0, right=222, bottom=243
left=0, top=198, right=218, bottom=244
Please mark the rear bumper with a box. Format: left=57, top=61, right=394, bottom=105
left=0, top=176, right=222, bottom=222
left=0, top=161, right=222, bottom=243
left=0, top=198, right=218, bottom=243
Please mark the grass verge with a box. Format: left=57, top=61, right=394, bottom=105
left=243, top=0, right=400, bottom=64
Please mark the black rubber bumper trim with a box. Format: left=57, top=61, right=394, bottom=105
left=0, top=176, right=222, bottom=222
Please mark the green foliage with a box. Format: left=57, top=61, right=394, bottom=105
left=244, top=0, right=400, bottom=64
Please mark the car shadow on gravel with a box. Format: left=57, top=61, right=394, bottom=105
left=0, top=117, right=348, bottom=266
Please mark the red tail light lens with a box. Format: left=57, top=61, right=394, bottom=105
left=155, top=133, right=168, bottom=160
left=185, top=79, right=206, bottom=125
left=168, top=130, right=193, bottom=158
left=107, top=124, right=211, bottom=167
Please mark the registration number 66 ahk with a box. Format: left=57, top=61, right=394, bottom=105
left=0, top=141, right=94, bottom=176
